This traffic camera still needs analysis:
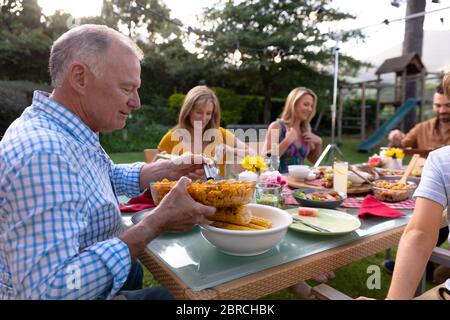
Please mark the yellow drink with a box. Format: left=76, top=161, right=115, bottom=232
left=333, top=161, right=348, bottom=194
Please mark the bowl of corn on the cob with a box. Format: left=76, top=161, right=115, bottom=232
left=199, top=204, right=292, bottom=256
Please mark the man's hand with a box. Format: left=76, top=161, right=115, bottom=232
left=388, top=129, right=405, bottom=147
left=121, top=177, right=216, bottom=258
left=139, top=152, right=212, bottom=190
left=170, top=153, right=213, bottom=180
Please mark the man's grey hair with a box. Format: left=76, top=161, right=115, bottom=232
left=49, top=24, right=144, bottom=88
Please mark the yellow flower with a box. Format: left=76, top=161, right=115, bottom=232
left=384, top=148, right=405, bottom=160
left=241, top=155, right=267, bottom=173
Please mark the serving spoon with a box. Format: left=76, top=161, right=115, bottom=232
left=398, top=154, right=420, bottom=184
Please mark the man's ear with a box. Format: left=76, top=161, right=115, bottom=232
left=67, top=62, right=89, bottom=95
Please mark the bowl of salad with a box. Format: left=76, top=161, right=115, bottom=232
left=292, top=188, right=347, bottom=209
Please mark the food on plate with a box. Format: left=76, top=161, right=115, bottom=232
left=295, top=190, right=342, bottom=201
left=356, top=165, right=380, bottom=180
left=151, top=178, right=256, bottom=207
left=372, top=180, right=416, bottom=202
left=298, top=207, right=318, bottom=217
left=313, top=166, right=333, bottom=178
left=319, top=172, right=353, bottom=189
left=378, top=168, right=405, bottom=176
left=321, top=172, right=334, bottom=188
left=347, top=170, right=371, bottom=186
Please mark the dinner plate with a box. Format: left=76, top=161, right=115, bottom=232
left=286, top=207, right=361, bottom=235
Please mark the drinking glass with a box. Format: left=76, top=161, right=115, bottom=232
left=255, top=183, right=282, bottom=208
left=333, top=160, right=348, bottom=194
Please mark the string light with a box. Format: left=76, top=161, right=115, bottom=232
left=309, top=6, right=324, bottom=22
left=142, top=5, right=450, bottom=65
left=274, top=50, right=283, bottom=64
left=390, top=0, right=401, bottom=8
left=233, top=44, right=242, bottom=62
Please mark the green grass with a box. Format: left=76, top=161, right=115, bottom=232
left=108, top=136, right=435, bottom=299
left=109, top=151, right=145, bottom=163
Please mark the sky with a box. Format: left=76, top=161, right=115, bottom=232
left=37, top=0, right=450, bottom=60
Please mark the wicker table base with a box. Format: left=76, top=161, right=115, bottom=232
left=138, top=225, right=405, bottom=300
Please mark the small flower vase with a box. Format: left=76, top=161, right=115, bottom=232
left=384, top=157, right=402, bottom=170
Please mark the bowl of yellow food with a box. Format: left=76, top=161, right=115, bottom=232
left=150, top=179, right=256, bottom=207
left=371, top=180, right=417, bottom=202
left=199, top=204, right=292, bottom=256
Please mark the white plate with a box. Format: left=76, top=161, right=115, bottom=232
left=286, top=207, right=361, bottom=235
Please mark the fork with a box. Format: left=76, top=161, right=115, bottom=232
left=292, top=216, right=332, bottom=233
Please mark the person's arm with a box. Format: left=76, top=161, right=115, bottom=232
left=3, top=152, right=131, bottom=300
left=119, top=177, right=215, bottom=258
left=388, top=129, right=405, bottom=147
left=138, top=153, right=210, bottom=191
left=304, top=131, right=323, bottom=163
left=400, top=125, right=420, bottom=149
left=387, top=150, right=447, bottom=299
left=386, top=197, right=443, bottom=299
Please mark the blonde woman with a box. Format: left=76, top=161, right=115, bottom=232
left=158, top=85, right=248, bottom=176
left=263, top=87, right=323, bottom=173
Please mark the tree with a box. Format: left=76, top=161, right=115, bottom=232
left=402, top=0, right=426, bottom=132
left=100, top=0, right=181, bottom=41
left=196, top=0, right=364, bottom=123
left=0, top=0, right=22, bottom=32
left=0, top=0, right=51, bottom=82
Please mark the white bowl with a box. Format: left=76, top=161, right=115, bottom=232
left=347, top=171, right=370, bottom=186
left=199, top=204, right=292, bottom=256
left=288, top=165, right=311, bottom=180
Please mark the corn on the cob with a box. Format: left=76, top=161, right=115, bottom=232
left=208, top=206, right=252, bottom=225
left=250, top=216, right=272, bottom=229
left=211, top=221, right=259, bottom=231
left=246, top=223, right=266, bottom=230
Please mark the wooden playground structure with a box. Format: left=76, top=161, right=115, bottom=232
left=334, top=53, right=444, bottom=150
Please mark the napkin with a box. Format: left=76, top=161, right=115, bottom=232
left=358, top=195, right=406, bottom=219
left=119, top=193, right=156, bottom=212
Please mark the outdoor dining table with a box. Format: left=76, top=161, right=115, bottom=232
left=128, top=203, right=414, bottom=300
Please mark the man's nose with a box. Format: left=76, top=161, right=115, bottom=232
left=128, top=91, right=141, bottom=110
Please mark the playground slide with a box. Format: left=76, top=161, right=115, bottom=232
left=357, top=98, right=418, bottom=152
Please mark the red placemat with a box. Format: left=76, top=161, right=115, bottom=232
left=119, top=193, right=156, bottom=212
left=342, top=196, right=415, bottom=210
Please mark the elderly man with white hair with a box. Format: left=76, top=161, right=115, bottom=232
left=0, top=25, right=215, bottom=300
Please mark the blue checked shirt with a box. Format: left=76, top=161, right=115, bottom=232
left=0, top=91, right=145, bottom=299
